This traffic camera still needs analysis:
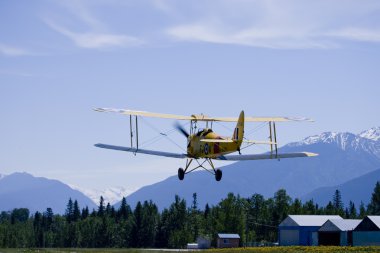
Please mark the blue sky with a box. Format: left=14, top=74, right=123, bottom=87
left=1, top=0, right=380, bottom=192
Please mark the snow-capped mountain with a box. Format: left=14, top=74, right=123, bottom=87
left=360, top=127, right=380, bottom=141
left=70, top=185, right=134, bottom=205
left=288, top=128, right=380, bottom=159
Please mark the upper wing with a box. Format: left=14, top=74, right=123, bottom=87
left=94, top=108, right=313, bottom=122
left=216, top=152, right=318, bottom=161
left=94, top=108, right=193, bottom=120
left=212, top=116, right=314, bottom=122
left=95, top=143, right=187, bottom=159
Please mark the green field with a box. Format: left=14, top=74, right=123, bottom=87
left=1, top=247, right=380, bottom=253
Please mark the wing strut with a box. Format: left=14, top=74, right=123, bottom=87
left=269, top=122, right=273, bottom=155
left=268, top=121, right=278, bottom=158
left=130, top=115, right=133, bottom=148
left=273, top=121, right=278, bottom=158
left=129, top=115, right=139, bottom=152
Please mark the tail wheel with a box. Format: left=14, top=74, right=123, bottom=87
left=178, top=168, right=185, bottom=180
left=215, top=169, right=222, bottom=181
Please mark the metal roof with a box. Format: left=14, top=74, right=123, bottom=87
left=319, top=219, right=361, bottom=232
left=279, top=215, right=343, bottom=227
left=217, top=234, right=240, bottom=239
left=367, top=216, right=380, bottom=229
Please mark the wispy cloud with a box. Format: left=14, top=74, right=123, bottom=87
left=44, top=1, right=144, bottom=49
left=0, top=44, right=31, bottom=56
left=41, top=0, right=380, bottom=50
left=45, top=20, right=143, bottom=49
left=164, top=0, right=380, bottom=49
left=167, top=23, right=337, bottom=49
left=328, top=28, right=380, bottom=42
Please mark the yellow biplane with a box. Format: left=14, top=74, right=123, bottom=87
left=94, top=108, right=318, bottom=181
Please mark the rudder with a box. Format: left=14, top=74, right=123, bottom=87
left=232, top=111, right=244, bottom=146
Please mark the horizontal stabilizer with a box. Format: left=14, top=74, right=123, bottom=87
left=200, top=139, right=234, bottom=143
left=243, top=140, right=277, bottom=145
left=94, top=144, right=187, bottom=159
left=216, top=152, right=318, bottom=161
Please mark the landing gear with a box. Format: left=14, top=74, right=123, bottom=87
left=178, top=158, right=223, bottom=181
left=215, top=169, right=222, bottom=181
left=178, top=168, right=185, bottom=180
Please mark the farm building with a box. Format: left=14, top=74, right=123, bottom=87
left=318, top=219, right=361, bottom=246
left=217, top=233, right=240, bottom=248
left=279, top=215, right=342, bottom=246
left=353, top=216, right=380, bottom=246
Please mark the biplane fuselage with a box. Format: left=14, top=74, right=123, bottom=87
left=187, top=111, right=244, bottom=158
left=187, top=129, right=239, bottom=158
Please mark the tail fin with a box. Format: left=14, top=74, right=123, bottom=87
left=232, top=111, right=244, bottom=146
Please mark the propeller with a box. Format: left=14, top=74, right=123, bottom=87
left=175, top=122, right=189, bottom=138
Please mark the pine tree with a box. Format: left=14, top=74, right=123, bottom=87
left=131, top=201, right=143, bottom=247
left=73, top=200, right=81, bottom=222
left=10, top=208, right=29, bottom=224
left=118, top=197, right=131, bottom=220
left=204, top=204, right=210, bottom=219
left=290, top=198, right=302, bottom=214
left=44, top=208, right=54, bottom=229
left=140, top=200, right=159, bottom=247
left=325, top=201, right=335, bottom=215
left=273, top=189, right=291, bottom=224
left=348, top=201, right=357, bottom=218
left=190, top=193, right=200, bottom=241
left=33, top=211, right=43, bottom=247
left=303, top=200, right=317, bottom=214
left=81, top=206, right=89, bottom=219
left=333, top=189, right=344, bottom=210
left=191, top=193, right=198, bottom=210
left=65, top=198, right=74, bottom=223
left=359, top=201, right=367, bottom=218
left=98, top=196, right=105, bottom=217
left=106, top=203, right=112, bottom=216
left=368, top=181, right=380, bottom=215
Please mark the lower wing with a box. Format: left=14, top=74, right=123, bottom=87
left=94, top=144, right=188, bottom=159
left=95, top=143, right=317, bottom=161
left=216, top=152, right=318, bottom=161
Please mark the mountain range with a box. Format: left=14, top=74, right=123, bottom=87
left=0, top=172, right=96, bottom=214
left=1, top=127, right=380, bottom=213
left=301, top=168, right=380, bottom=207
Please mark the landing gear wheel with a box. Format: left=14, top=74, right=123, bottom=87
left=215, top=169, right=222, bottom=181
left=178, top=168, right=185, bottom=180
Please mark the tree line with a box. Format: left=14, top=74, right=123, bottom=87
left=1, top=182, right=380, bottom=248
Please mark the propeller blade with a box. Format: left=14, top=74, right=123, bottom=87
left=175, top=122, right=189, bottom=138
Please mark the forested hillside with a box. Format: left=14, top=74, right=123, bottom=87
left=1, top=182, right=380, bottom=248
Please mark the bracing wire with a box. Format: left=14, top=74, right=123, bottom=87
left=138, top=117, right=188, bottom=152
left=215, top=121, right=271, bottom=152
